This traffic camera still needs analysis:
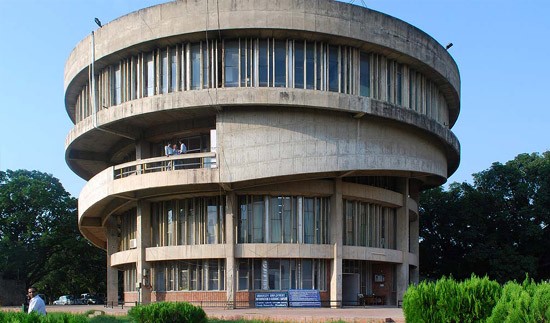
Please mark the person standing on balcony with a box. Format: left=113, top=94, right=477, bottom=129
left=179, top=140, right=187, bottom=154
left=165, top=142, right=173, bottom=156
left=172, top=144, right=181, bottom=154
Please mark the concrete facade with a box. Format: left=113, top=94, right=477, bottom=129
left=64, top=0, right=460, bottom=307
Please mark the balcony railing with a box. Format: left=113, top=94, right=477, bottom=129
left=113, top=152, right=216, bottom=179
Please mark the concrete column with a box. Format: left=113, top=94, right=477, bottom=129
left=409, top=218, right=420, bottom=284
left=105, top=216, right=120, bottom=306
left=136, top=139, right=151, bottom=175
left=135, top=139, right=151, bottom=160
left=137, top=201, right=151, bottom=304
left=409, top=180, right=421, bottom=285
left=225, top=192, right=236, bottom=308
left=329, top=179, right=343, bottom=308
left=395, top=178, right=410, bottom=303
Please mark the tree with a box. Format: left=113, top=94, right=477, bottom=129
left=0, top=169, right=105, bottom=299
left=419, top=152, right=550, bottom=282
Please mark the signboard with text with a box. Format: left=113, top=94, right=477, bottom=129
left=288, top=289, right=321, bottom=307
left=254, top=292, right=289, bottom=308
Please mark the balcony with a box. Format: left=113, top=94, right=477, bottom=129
left=113, top=152, right=216, bottom=179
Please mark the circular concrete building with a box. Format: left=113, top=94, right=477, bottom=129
left=64, top=0, right=460, bottom=307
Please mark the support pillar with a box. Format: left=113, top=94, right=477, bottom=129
left=106, top=216, right=120, bottom=306
left=329, top=179, right=343, bottom=308
left=395, top=178, right=410, bottom=304
left=137, top=200, right=151, bottom=304
left=409, top=180, right=421, bottom=285
left=225, top=192, right=236, bottom=308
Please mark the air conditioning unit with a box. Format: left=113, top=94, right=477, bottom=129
left=129, top=238, right=137, bottom=249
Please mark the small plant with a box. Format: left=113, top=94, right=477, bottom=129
left=128, top=301, right=207, bottom=323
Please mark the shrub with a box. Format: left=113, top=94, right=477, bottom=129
left=403, top=275, right=501, bottom=323
left=128, top=301, right=207, bottom=323
left=530, top=282, right=550, bottom=322
left=0, top=311, right=88, bottom=323
left=459, top=275, right=501, bottom=321
left=402, top=279, right=438, bottom=322
left=487, top=278, right=550, bottom=323
left=486, top=281, right=532, bottom=322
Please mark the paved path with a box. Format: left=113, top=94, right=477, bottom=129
left=3, top=305, right=405, bottom=322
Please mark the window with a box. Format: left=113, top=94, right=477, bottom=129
left=161, top=49, right=168, bottom=94
left=73, top=37, right=448, bottom=127
left=343, top=199, right=396, bottom=249
left=118, top=209, right=136, bottom=251
left=152, top=197, right=225, bottom=246
left=166, top=201, right=175, bottom=246
left=237, top=259, right=326, bottom=291
left=305, top=42, right=315, bottom=89
left=396, top=63, right=402, bottom=105
left=294, top=41, right=304, bottom=88
left=328, top=45, right=339, bottom=92
left=123, top=265, right=137, bottom=292
left=224, top=40, right=239, bottom=87
left=145, top=52, right=155, bottom=96
left=274, top=40, right=286, bottom=87
left=191, top=44, right=201, bottom=90
left=238, top=195, right=329, bottom=244
left=170, top=47, right=177, bottom=92
left=153, top=260, right=225, bottom=291
left=259, top=39, right=269, bottom=87
left=112, top=64, right=121, bottom=105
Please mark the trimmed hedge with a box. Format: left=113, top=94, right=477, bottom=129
left=128, top=301, right=207, bottom=323
left=403, top=275, right=550, bottom=323
left=0, top=311, right=88, bottom=323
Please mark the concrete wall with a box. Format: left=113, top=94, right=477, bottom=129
left=218, top=107, right=448, bottom=183
left=65, top=0, right=459, bottom=116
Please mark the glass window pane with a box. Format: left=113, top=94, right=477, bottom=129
left=208, top=260, right=219, bottom=290
left=280, top=259, right=290, bottom=290
left=170, top=48, right=177, bottom=92
left=268, top=259, right=280, bottom=290
left=360, top=52, right=370, bottom=97
left=224, top=40, right=239, bottom=87
left=295, top=41, right=304, bottom=88
left=239, top=198, right=248, bottom=243
left=303, top=198, right=314, bottom=244
left=274, top=40, right=286, bottom=87
left=166, top=201, right=174, bottom=246
left=305, top=42, right=314, bottom=89
left=301, top=259, right=313, bottom=289
left=253, top=259, right=262, bottom=290
left=161, top=49, right=168, bottom=94
left=202, top=43, right=209, bottom=88
left=112, top=65, right=121, bottom=105
left=252, top=197, right=265, bottom=243
left=191, top=44, right=201, bottom=90
left=328, top=46, right=339, bottom=92
left=282, top=197, right=294, bottom=243
left=238, top=260, right=249, bottom=290
left=270, top=197, right=282, bottom=243
left=146, top=53, right=155, bottom=96
left=207, top=200, right=217, bottom=244
left=259, top=40, right=268, bottom=87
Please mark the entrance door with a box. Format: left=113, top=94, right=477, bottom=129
left=342, top=273, right=359, bottom=306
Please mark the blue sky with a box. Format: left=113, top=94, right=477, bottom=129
left=1, top=0, right=549, bottom=198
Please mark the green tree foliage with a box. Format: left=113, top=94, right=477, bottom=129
left=0, top=169, right=105, bottom=299
left=420, top=152, right=550, bottom=282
